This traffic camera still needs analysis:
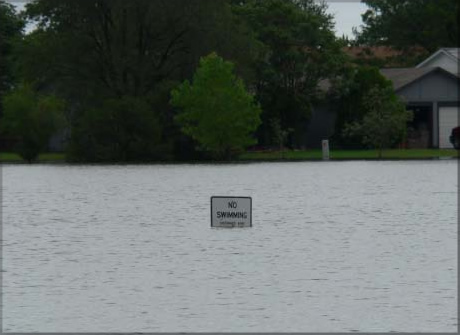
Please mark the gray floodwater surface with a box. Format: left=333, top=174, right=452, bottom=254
left=2, top=161, right=457, bottom=332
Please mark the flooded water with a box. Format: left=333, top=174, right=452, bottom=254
left=2, top=161, right=457, bottom=332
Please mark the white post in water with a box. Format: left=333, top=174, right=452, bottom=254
left=322, top=139, right=330, bottom=160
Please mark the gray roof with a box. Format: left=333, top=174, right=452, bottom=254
left=380, top=66, right=460, bottom=91
left=416, top=48, right=460, bottom=68
left=444, top=48, right=460, bottom=59
left=317, top=66, right=459, bottom=94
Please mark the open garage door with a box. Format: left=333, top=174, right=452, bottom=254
left=439, top=107, right=459, bottom=148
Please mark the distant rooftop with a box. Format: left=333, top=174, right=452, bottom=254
left=416, top=48, right=460, bottom=69
left=343, top=46, right=405, bottom=60
left=443, top=48, right=460, bottom=59
left=343, top=46, right=425, bottom=59
left=380, top=66, right=459, bottom=91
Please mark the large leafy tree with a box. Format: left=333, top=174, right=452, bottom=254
left=1, top=84, right=65, bottom=162
left=0, top=1, right=24, bottom=116
left=68, top=95, right=163, bottom=162
left=21, top=0, right=211, bottom=98
left=331, top=65, right=394, bottom=148
left=171, top=53, right=261, bottom=160
left=20, top=0, right=257, bottom=101
left=18, top=0, right=258, bottom=161
left=356, top=0, right=459, bottom=53
left=231, top=0, right=346, bottom=148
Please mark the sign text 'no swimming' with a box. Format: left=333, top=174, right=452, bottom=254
left=210, top=196, right=252, bottom=228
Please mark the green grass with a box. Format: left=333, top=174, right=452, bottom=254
left=0, top=149, right=457, bottom=163
left=240, top=149, right=459, bottom=161
left=0, top=152, right=66, bottom=163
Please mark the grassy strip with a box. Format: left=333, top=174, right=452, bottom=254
left=0, top=152, right=66, bottom=163
left=0, top=149, right=457, bottom=163
left=240, top=149, right=459, bottom=160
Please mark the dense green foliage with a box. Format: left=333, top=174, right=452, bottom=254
left=17, top=0, right=258, bottom=161
left=270, top=118, right=292, bottom=153
left=171, top=53, right=261, bottom=159
left=20, top=0, right=255, bottom=97
left=68, top=96, right=164, bottom=162
left=0, top=0, right=24, bottom=116
left=232, top=0, right=346, bottom=148
left=356, top=0, right=459, bottom=53
left=342, top=86, right=413, bottom=158
left=1, top=85, right=65, bottom=162
left=331, top=66, right=393, bottom=148
left=3, top=0, right=344, bottom=161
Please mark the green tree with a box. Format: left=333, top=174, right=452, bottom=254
left=331, top=65, right=393, bottom=148
left=68, top=95, right=164, bottom=162
left=1, top=85, right=65, bottom=162
left=21, top=0, right=257, bottom=97
left=343, top=86, right=413, bottom=158
left=0, top=0, right=24, bottom=116
left=18, top=0, right=259, bottom=161
left=171, top=53, right=261, bottom=160
left=270, top=117, right=292, bottom=159
left=356, top=0, right=459, bottom=53
left=232, top=0, right=346, bottom=148
left=20, top=0, right=204, bottom=100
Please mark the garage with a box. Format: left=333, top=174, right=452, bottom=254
left=439, top=107, right=459, bottom=148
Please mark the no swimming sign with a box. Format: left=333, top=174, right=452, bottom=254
left=210, top=196, right=252, bottom=228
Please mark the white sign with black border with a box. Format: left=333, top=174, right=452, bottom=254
left=211, top=196, right=252, bottom=228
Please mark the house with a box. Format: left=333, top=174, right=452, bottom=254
left=384, top=47, right=459, bottom=148
left=306, top=48, right=460, bottom=149
left=380, top=67, right=459, bottom=148
left=416, top=48, right=459, bottom=75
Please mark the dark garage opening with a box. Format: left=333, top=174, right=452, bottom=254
left=406, top=104, right=432, bottom=148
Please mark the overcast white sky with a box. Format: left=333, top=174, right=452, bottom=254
left=326, top=1, right=366, bottom=38
left=8, top=0, right=367, bottom=38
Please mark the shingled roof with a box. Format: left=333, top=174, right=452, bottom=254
left=343, top=46, right=426, bottom=67
left=380, top=66, right=460, bottom=91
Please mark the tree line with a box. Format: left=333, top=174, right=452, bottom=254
left=0, top=0, right=457, bottom=162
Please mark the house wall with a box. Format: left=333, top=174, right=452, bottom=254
left=417, top=54, right=458, bottom=74
left=396, top=71, right=459, bottom=148
left=438, top=105, right=459, bottom=148
left=396, top=71, right=459, bottom=102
